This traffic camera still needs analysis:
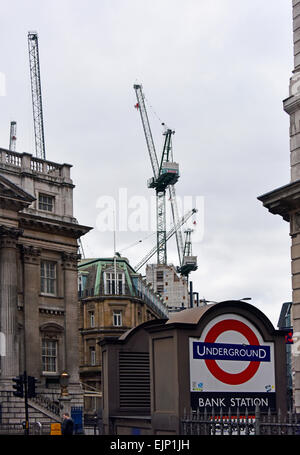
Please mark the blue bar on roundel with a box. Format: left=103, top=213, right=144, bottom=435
left=192, top=342, right=270, bottom=362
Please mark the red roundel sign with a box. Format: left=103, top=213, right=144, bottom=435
left=204, top=319, right=260, bottom=385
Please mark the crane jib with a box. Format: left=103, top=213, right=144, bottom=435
left=134, top=85, right=159, bottom=180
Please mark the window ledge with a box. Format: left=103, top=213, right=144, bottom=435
left=40, top=294, right=62, bottom=299
left=42, top=372, right=59, bottom=377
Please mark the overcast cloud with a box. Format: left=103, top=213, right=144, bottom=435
left=0, top=0, right=294, bottom=326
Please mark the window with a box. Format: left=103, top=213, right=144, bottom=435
left=42, top=339, right=57, bottom=373
left=40, top=261, right=56, bottom=295
left=104, top=272, right=124, bottom=295
left=38, top=193, right=54, bottom=212
left=90, top=347, right=96, bottom=366
left=156, top=271, right=164, bottom=281
left=89, top=311, right=95, bottom=328
left=78, top=274, right=87, bottom=295
left=157, top=284, right=164, bottom=295
left=113, top=310, right=122, bottom=327
left=78, top=275, right=83, bottom=293
left=138, top=310, right=142, bottom=324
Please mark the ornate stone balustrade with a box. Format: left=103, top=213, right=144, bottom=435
left=0, top=148, right=72, bottom=182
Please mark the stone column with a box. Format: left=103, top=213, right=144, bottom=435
left=21, top=246, right=41, bottom=378
left=286, top=0, right=300, bottom=181
left=283, top=0, right=300, bottom=413
left=288, top=213, right=300, bottom=413
left=61, top=252, right=81, bottom=392
left=293, top=0, right=300, bottom=73
left=259, top=1, right=300, bottom=415
left=0, top=227, right=22, bottom=380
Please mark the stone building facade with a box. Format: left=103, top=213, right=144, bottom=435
left=258, top=0, right=300, bottom=414
left=78, top=256, right=169, bottom=417
left=0, top=148, right=91, bottom=429
left=277, top=302, right=293, bottom=410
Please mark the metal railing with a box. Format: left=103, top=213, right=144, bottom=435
left=30, top=394, right=61, bottom=416
left=181, top=406, right=300, bottom=435
left=84, top=415, right=103, bottom=435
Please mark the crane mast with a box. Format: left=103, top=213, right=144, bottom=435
left=134, top=84, right=179, bottom=265
left=183, top=229, right=193, bottom=257
left=9, top=121, right=17, bottom=152
left=28, top=31, right=46, bottom=160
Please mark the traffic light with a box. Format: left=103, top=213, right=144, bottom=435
left=12, top=375, right=24, bottom=398
left=27, top=376, right=37, bottom=398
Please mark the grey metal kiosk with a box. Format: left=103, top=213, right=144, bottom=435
left=100, top=300, right=287, bottom=435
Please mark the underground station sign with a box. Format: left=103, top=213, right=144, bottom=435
left=189, top=314, right=276, bottom=412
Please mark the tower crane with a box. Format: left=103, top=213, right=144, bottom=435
left=178, top=228, right=198, bottom=278
left=134, top=84, right=179, bottom=265
left=134, top=208, right=197, bottom=272
left=28, top=31, right=46, bottom=160
left=158, top=122, right=197, bottom=277
left=134, top=83, right=197, bottom=284
left=9, top=121, right=17, bottom=152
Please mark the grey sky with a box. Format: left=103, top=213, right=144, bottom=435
left=0, top=0, right=294, bottom=326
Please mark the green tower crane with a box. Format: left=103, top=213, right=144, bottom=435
left=134, top=84, right=179, bottom=265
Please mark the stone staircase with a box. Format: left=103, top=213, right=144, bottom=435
left=0, top=391, right=62, bottom=434
left=29, top=394, right=62, bottom=423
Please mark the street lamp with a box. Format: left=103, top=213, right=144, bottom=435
left=59, top=371, right=69, bottom=397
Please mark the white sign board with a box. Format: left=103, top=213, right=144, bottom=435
left=189, top=314, right=276, bottom=410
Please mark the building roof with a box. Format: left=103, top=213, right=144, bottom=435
left=78, top=255, right=168, bottom=318
left=166, top=304, right=214, bottom=325
left=79, top=255, right=136, bottom=273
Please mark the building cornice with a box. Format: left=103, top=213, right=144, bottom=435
left=257, top=179, right=300, bottom=222
left=19, top=212, right=92, bottom=238
left=283, top=94, right=300, bottom=115
left=80, top=327, right=131, bottom=336
left=80, top=295, right=144, bottom=304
